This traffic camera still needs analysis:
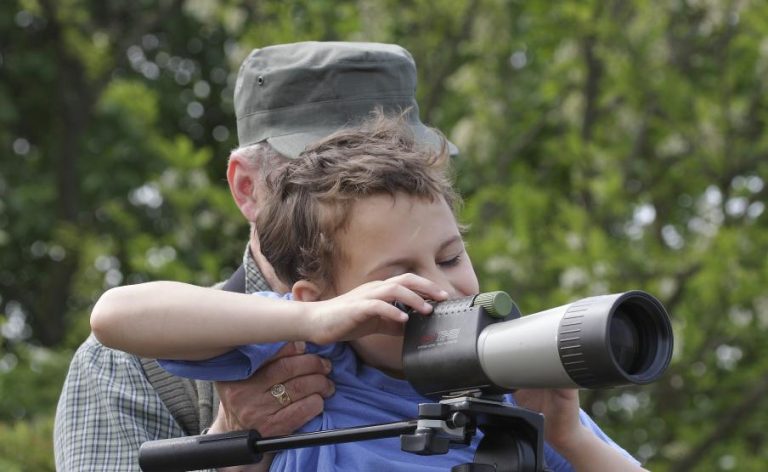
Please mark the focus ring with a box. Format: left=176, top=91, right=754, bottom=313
left=557, top=300, right=600, bottom=387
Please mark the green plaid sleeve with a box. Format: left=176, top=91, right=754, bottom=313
left=54, top=335, right=188, bottom=471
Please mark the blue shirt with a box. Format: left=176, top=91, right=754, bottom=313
left=160, top=292, right=639, bottom=471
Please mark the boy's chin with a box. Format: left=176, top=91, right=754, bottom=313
left=350, top=334, right=404, bottom=376
left=377, top=366, right=406, bottom=380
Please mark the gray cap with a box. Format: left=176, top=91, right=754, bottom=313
left=234, top=41, right=458, bottom=158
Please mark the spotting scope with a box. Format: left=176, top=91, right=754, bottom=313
left=402, top=291, right=673, bottom=396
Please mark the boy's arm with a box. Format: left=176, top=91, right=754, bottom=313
left=554, top=427, right=648, bottom=472
left=90, top=281, right=314, bottom=360
left=91, top=274, right=447, bottom=360
left=515, top=389, right=646, bottom=471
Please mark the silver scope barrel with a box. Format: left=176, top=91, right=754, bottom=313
left=477, top=291, right=673, bottom=389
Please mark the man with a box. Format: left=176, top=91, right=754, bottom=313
left=54, top=41, right=456, bottom=471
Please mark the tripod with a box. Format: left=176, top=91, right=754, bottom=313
left=139, top=396, right=547, bottom=472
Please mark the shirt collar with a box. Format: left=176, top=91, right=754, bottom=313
left=242, top=245, right=272, bottom=295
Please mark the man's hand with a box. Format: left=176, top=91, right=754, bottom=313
left=210, top=341, right=335, bottom=437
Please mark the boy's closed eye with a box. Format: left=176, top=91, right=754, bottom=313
left=437, top=253, right=463, bottom=268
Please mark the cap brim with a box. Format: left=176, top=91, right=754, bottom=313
left=267, top=123, right=459, bottom=159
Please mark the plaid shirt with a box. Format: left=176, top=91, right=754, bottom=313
left=54, top=247, right=270, bottom=471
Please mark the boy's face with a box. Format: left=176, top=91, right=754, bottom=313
left=332, top=192, right=479, bottom=376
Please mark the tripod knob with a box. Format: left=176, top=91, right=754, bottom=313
left=447, top=412, right=469, bottom=429
left=400, top=428, right=451, bottom=455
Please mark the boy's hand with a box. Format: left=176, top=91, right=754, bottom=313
left=514, top=388, right=583, bottom=451
left=515, top=388, right=649, bottom=471
left=305, top=273, right=449, bottom=345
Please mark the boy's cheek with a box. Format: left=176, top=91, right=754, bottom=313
left=350, top=334, right=405, bottom=374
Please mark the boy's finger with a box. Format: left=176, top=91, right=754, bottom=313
left=392, top=273, right=450, bottom=301
left=376, top=300, right=411, bottom=322
left=385, top=285, right=435, bottom=315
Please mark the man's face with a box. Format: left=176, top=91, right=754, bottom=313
left=331, top=192, right=479, bottom=376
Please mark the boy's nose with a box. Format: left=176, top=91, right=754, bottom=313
left=421, top=270, right=460, bottom=299
left=439, top=285, right=460, bottom=299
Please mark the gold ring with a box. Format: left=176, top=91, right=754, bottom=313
left=270, top=383, right=292, bottom=406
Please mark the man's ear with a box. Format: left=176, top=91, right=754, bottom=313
left=227, top=155, right=262, bottom=222
left=292, top=280, right=323, bottom=302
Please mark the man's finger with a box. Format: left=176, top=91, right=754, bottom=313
left=269, top=341, right=308, bottom=360
left=259, top=394, right=325, bottom=437
left=259, top=352, right=332, bottom=388
left=282, top=374, right=335, bottom=401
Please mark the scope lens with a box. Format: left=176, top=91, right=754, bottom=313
left=555, top=291, right=673, bottom=388
left=610, top=306, right=647, bottom=375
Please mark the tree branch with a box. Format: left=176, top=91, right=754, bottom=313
left=580, top=34, right=602, bottom=142
left=421, top=0, right=480, bottom=121
left=671, top=373, right=768, bottom=471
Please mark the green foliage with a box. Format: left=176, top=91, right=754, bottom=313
left=0, top=415, right=55, bottom=472
left=2, top=0, right=768, bottom=470
left=0, top=345, right=70, bottom=422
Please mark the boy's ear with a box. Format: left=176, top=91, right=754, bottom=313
left=292, top=280, right=323, bottom=302
left=227, top=155, right=262, bottom=222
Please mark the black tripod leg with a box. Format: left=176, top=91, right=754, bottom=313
left=452, top=427, right=538, bottom=472
left=451, top=464, right=496, bottom=472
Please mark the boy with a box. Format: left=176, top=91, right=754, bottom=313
left=91, top=112, right=646, bottom=471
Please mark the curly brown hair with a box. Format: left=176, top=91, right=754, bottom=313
left=255, top=110, right=459, bottom=289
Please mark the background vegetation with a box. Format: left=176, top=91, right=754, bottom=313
left=2, top=0, right=767, bottom=470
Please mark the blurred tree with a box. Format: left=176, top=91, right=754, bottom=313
left=451, top=1, right=768, bottom=470
left=0, top=0, right=245, bottom=351
left=1, top=0, right=767, bottom=470
left=1, top=1, right=246, bottom=467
